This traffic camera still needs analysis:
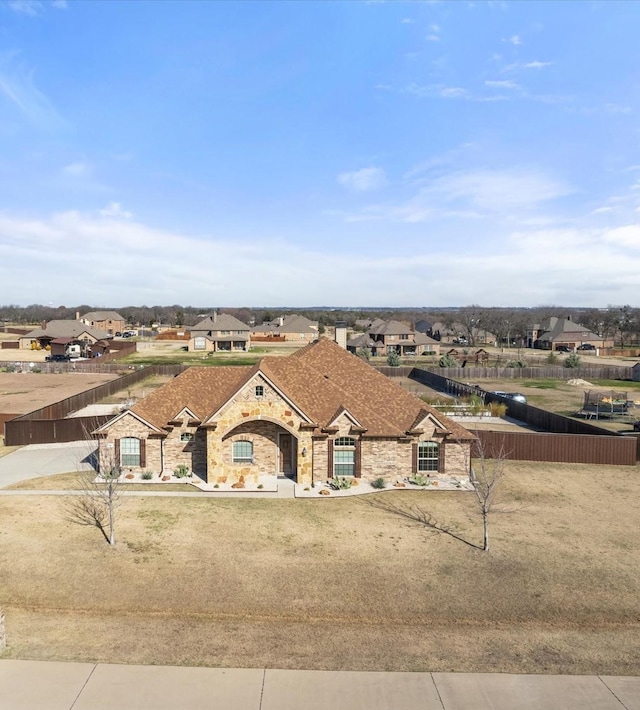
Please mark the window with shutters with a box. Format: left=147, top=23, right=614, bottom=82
left=418, top=442, right=439, bottom=472
left=121, top=437, right=141, bottom=467
left=334, top=437, right=356, bottom=477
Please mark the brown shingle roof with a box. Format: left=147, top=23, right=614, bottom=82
left=130, top=338, right=474, bottom=440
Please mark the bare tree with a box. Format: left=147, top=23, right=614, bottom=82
left=469, top=439, right=508, bottom=552
left=65, top=439, right=122, bottom=546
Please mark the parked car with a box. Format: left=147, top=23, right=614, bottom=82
left=577, top=343, right=596, bottom=351
left=556, top=345, right=571, bottom=352
left=506, top=392, right=527, bottom=404
left=45, top=354, right=70, bottom=362
left=490, top=391, right=527, bottom=404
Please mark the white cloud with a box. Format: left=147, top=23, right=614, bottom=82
left=426, top=35, right=440, bottom=42
left=51, top=0, right=67, bottom=8
left=524, top=60, right=552, bottom=69
left=1, top=208, right=640, bottom=307
left=605, top=103, right=631, bottom=115
left=7, top=0, right=43, bottom=15
left=401, top=18, right=414, bottom=24
left=98, top=202, right=133, bottom=220
left=504, top=34, right=522, bottom=45
left=337, top=167, right=388, bottom=193
left=0, top=52, right=66, bottom=130
left=484, top=80, right=520, bottom=90
left=62, top=162, right=89, bottom=177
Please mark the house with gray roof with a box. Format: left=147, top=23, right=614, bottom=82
left=251, top=314, right=318, bottom=343
left=527, top=317, right=607, bottom=350
left=79, top=310, right=125, bottom=336
left=20, top=320, right=112, bottom=354
left=188, top=313, right=251, bottom=353
left=347, top=319, right=440, bottom=356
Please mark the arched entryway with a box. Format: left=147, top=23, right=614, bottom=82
left=221, top=419, right=300, bottom=482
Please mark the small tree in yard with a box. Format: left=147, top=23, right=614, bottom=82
left=564, top=353, right=581, bottom=368
left=470, top=441, right=508, bottom=552
left=65, top=440, right=122, bottom=546
left=387, top=351, right=401, bottom=367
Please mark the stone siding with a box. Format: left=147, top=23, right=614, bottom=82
left=99, top=413, right=161, bottom=475
left=205, top=376, right=314, bottom=485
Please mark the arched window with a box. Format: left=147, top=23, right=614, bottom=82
left=418, top=442, right=440, bottom=472
left=334, top=437, right=356, bottom=477
left=232, top=440, right=253, bottom=463
left=121, top=437, right=141, bottom=467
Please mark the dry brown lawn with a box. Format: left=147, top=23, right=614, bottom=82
left=1, top=462, right=639, bottom=674
left=3, top=472, right=197, bottom=492
left=0, top=372, right=119, bottom=414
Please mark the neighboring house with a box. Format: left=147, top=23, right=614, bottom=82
left=347, top=320, right=440, bottom=356
left=251, top=314, right=318, bottom=342
left=528, top=317, right=606, bottom=350
left=78, top=311, right=126, bottom=336
left=414, top=319, right=434, bottom=335
left=188, top=313, right=251, bottom=352
left=20, top=320, right=112, bottom=351
left=430, top=322, right=496, bottom=346
left=95, top=338, right=474, bottom=486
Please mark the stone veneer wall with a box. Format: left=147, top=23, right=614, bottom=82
left=205, top=375, right=314, bottom=485
left=99, top=414, right=162, bottom=474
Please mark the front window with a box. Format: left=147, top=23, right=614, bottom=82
left=180, top=432, right=194, bottom=442
left=334, top=437, right=355, bottom=477
left=255, top=385, right=264, bottom=397
left=194, top=336, right=206, bottom=350
left=233, top=440, right=253, bottom=463
left=418, top=442, right=439, bottom=472
left=121, top=437, right=141, bottom=467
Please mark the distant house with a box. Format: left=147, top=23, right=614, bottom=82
left=78, top=311, right=125, bottom=336
left=251, top=314, right=318, bottom=343
left=188, top=313, right=251, bottom=353
left=414, top=319, right=434, bottom=335
left=20, top=320, right=112, bottom=355
left=527, top=317, right=606, bottom=350
left=430, top=322, right=496, bottom=346
left=95, top=338, right=474, bottom=486
left=347, top=320, right=440, bottom=356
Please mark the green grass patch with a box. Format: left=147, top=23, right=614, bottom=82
left=521, top=380, right=559, bottom=389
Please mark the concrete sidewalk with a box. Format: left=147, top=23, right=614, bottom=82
left=1, top=660, right=639, bottom=710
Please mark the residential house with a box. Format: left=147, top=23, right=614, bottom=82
left=430, top=321, right=496, bottom=346
left=347, top=320, right=440, bottom=356
left=95, top=338, right=474, bottom=486
left=251, top=314, right=318, bottom=342
left=20, top=320, right=112, bottom=355
left=78, top=311, right=126, bottom=336
left=188, top=313, right=251, bottom=353
left=527, top=317, right=607, bottom=350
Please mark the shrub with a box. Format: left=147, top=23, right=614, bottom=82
left=141, top=471, right=153, bottom=480
left=409, top=474, right=431, bottom=486
left=356, top=347, right=371, bottom=362
left=439, top=354, right=458, bottom=368
left=564, top=353, right=582, bottom=368
left=173, top=464, right=191, bottom=478
left=546, top=352, right=559, bottom=364
left=506, top=359, right=526, bottom=368
left=371, top=477, right=386, bottom=490
left=330, top=476, right=353, bottom=490
left=257, top=484, right=263, bottom=489
left=488, top=402, right=507, bottom=417
left=386, top=351, right=401, bottom=367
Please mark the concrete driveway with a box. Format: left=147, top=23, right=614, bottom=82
left=0, top=441, right=96, bottom=488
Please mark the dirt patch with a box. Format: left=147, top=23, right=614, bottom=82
left=0, top=372, right=118, bottom=414
left=1, top=462, right=639, bottom=673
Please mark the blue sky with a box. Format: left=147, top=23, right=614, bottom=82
left=1, top=0, right=639, bottom=308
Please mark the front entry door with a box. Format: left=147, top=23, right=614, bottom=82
left=278, top=434, right=294, bottom=477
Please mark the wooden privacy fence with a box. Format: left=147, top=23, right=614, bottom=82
left=474, top=430, right=638, bottom=466
left=407, top=367, right=639, bottom=465
left=4, top=364, right=186, bottom=446
left=376, top=364, right=634, bottom=380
